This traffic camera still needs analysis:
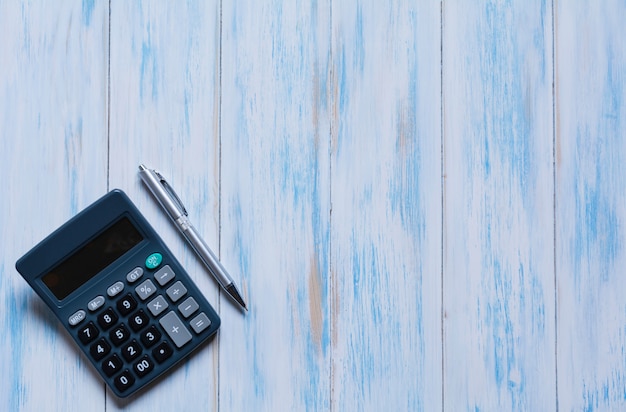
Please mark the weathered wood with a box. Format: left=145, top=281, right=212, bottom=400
left=220, top=1, right=332, bottom=410
left=330, top=1, right=442, bottom=410
left=443, top=1, right=556, bottom=409
left=0, top=1, right=109, bottom=410
left=555, top=1, right=626, bottom=410
left=107, top=1, right=221, bottom=409
left=5, top=0, right=626, bottom=410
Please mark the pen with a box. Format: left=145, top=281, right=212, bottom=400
left=138, top=164, right=247, bottom=311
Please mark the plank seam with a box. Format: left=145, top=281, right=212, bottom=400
left=551, top=0, right=559, bottom=410
left=106, top=0, right=111, bottom=194
left=218, top=1, right=224, bottom=411
left=440, top=1, right=445, bottom=411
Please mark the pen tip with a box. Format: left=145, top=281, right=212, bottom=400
left=138, top=164, right=147, bottom=171
left=226, top=284, right=248, bottom=312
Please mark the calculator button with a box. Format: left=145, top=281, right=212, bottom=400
left=114, top=370, right=135, bottom=393
left=87, top=296, right=105, bottom=312
left=152, top=341, right=174, bottom=363
left=159, top=311, right=192, bottom=348
left=166, top=281, right=187, bottom=303
left=147, top=295, right=169, bottom=317
left=178, top=297, right=199, bottom=319
left=129, top=310, right=149, bottom=332
left=78, top=321, right=99, bottom=344
left=190, top=313, right=212, bottom=334
left=97, top=307, right=119, bottom=330
left=154, top=265, right=175, bottom=286
left=110, top=324, right=131, bottom=346
left=90, top=338, right=111, bottom=361
left=126, top=267, right=144, bottom=283
left=117, top=294, right=138, bottom=316
left=69, top=310, right=86, bottom=326
left=102, top=354, right=123, bottom=377
left=122, top=339, right=143, bottom=362
left=135, top=279, right=157, bottom=301
left=133, top=355, right=155, bottom=378
left=107, top=281, right=125, bottom=298
left=145, top=252, right=162, bottom=269
left=140, top=325, right=162, bottom=348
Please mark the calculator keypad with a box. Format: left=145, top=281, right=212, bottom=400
left=117, top=294, right=138, bottom=316
left=78, top=322, right=99, bottom=344
left=159, top=311, right=192, bottom=348
left=71, top=255, right=215, bottom=396
left=98, top=308, right=119, bottom=330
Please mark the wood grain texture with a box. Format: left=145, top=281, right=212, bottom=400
left=220, top=1, right=331, bottom=410
left=5, top=0, right=626, bottom=410
left=0, top=1, right=109, bottom=411
left=330, top=1, right=442, bottom=411
left=108, top=0, right=221, bottom=409
left=443, top=1, right=555, bottom=410
left=555, top=1, right=626, bottom=410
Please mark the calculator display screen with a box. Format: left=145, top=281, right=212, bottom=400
left=42, top=217, right=144, bottom=300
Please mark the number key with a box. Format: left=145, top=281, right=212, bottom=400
left=97, top=307, right=118, bottom=330
left=109, top=324, right=130, bottom=346
left=102, top=354, right=123, bottom=377
left=122, top=339, right=142, bottom=362
left=140, top=325, right=162, bottom=348
left=133, top=355, right=155, bottom=378
left=114, top=370, right=135, bottom=393
left=116, top=294, right=137, bottom=316
left=89, top=338, right=111, bottom=361
left=129, top=310, right=149, bottom=332
left=78, top=321, right=99, bottom=344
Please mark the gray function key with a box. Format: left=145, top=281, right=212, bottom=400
left=87, top=296, right=105, bottom=312
left=159, top=311, right=192, bottom=348
left=190, top=313, right=211, bottom=334
left=178, top=297, right=199, bottom=319
left=126, top=267, right=144, bottom=283
left=154, top=265, right=175, bottom=286
left=135, top=279, right=157, bottom=301
left=166, top=281, right=187, bottom=303
left=68, top=310, right=86, bottom=326
left=147, top=295, right=169, bottom=317
left=107, top=281, right=124, bottom=297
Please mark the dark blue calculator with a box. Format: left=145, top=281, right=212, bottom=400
left=15, top=189, right=221, bottom=398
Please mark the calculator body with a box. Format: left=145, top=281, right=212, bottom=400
left=15, top=189, right=221, bottom=398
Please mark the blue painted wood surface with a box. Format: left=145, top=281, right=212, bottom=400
left=1, top=1, right=626, bottom=411
left=444, top=1, right=555, bottom=410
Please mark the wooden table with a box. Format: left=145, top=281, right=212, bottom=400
left=1, top=1, right=625, bottom=410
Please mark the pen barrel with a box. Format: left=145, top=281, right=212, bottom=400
left=179, top=221, right=233, bottom=288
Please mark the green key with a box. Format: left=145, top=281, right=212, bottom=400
left=145, top=252, right=162, bottom=269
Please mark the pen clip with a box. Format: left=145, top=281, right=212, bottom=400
left=155, top=171, right=188, bottom=216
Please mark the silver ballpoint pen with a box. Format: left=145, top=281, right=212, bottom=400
left=138, top=164, right=247, bottom=311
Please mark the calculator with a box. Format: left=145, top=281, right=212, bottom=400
left=15, top=189, right=221, bottom=398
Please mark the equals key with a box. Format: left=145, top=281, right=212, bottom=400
left=190, top=313, right=211, bottom=334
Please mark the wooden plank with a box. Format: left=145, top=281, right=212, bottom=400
left=330, top=2, right=442, bottom=410
left=0, top=1, right=109, bottom=410
left=108, top=0, right=221, bottom=409
left=555, top=1, right=626, bottom=410
left=220, top=1, right=332, bottom=410
left=443, top=1, right=555, bottom=409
